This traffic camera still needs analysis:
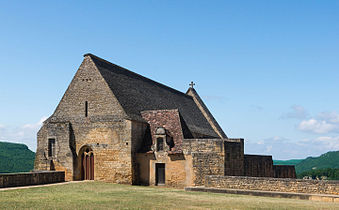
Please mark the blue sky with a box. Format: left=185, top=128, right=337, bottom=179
left=0, top=0, right=338, bottom=159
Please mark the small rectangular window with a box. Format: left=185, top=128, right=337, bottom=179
left=48, top=138, right=55, bottom=157
left=157, top=138, right=163, bottom=151
left=85, top=101, right=88, bottom=117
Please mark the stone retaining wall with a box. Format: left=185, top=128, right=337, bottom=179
left=205, top=175, right=339, bottom=195
left=0, top=171, right=65, bottom=188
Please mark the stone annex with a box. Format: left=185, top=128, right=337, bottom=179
left=34, top=54, right=296, bottom=188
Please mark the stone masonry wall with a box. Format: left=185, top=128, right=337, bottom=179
left=52, top=55, right=126, bottom=121
left=35, top=56, right=135, bottom=184
left=182, top=139, right=225, bottom=186
left=182, top=139, right=224, bottom=154
left=34, top=122, right=74, bottom=181
left=191, top=152, right=224, bottom=186
left=35, top=120, right=133, bottom=183
left=205, top=175, right=339, bottom=195
left=136, top=138, right=232, bottom=188
left=73, top=120, right=133, bottom=183
left=135, top=153, right=193, bottom=188
left=34, top=125, right=50, bottom=171
left=0, top=171, right=65, bottom=188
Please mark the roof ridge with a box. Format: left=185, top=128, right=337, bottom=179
left=84, top=53, right=192, bottom=99
left=140, top=109, right=179, bottom=113
left=82, top=53, right=219, bottom=138
left=186, top=88, right=227, bottom=138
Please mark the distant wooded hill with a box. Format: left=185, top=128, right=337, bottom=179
left=295, top=151, right=339, bottom=173
left=0, top=141, right=35, bottom=173
left=273, top=159, right=303, bottom=166
left=274, top=151, right=339, bottom=180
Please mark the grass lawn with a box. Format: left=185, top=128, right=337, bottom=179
left=0, top=181, right=338, bottom=209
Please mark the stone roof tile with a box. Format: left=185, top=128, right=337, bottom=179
left=86, top=53, right=219, bottom=138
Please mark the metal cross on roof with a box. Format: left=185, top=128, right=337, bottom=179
left=189, top=81, right=195, bottom=88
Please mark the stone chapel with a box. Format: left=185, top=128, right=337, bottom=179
left=34, top=54, right=295, bottom=187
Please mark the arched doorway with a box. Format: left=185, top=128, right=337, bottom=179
left=80, top=147, right=94, bottom=180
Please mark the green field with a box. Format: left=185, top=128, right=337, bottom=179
left=0, top=182, right=338, bottom=209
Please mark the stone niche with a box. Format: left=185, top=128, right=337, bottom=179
left=151, top=127, right=174, bottom=153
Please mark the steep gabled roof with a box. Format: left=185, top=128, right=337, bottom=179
left=85, top=53, right=222, bottom=138
left=187, top=88, right=227, bottom=138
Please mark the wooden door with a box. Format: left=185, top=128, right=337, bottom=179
left=156, top=163, right=165, bottom=185
left=82, top=153, right=86, bottom=180
left=82, top=152, right=94, bottom=180
left=90, top=153, right=94, bottom=180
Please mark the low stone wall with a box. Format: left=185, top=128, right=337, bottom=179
left=0, top=171, right=65, bottom=188
left=205, top=175, right=339, bottom=195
